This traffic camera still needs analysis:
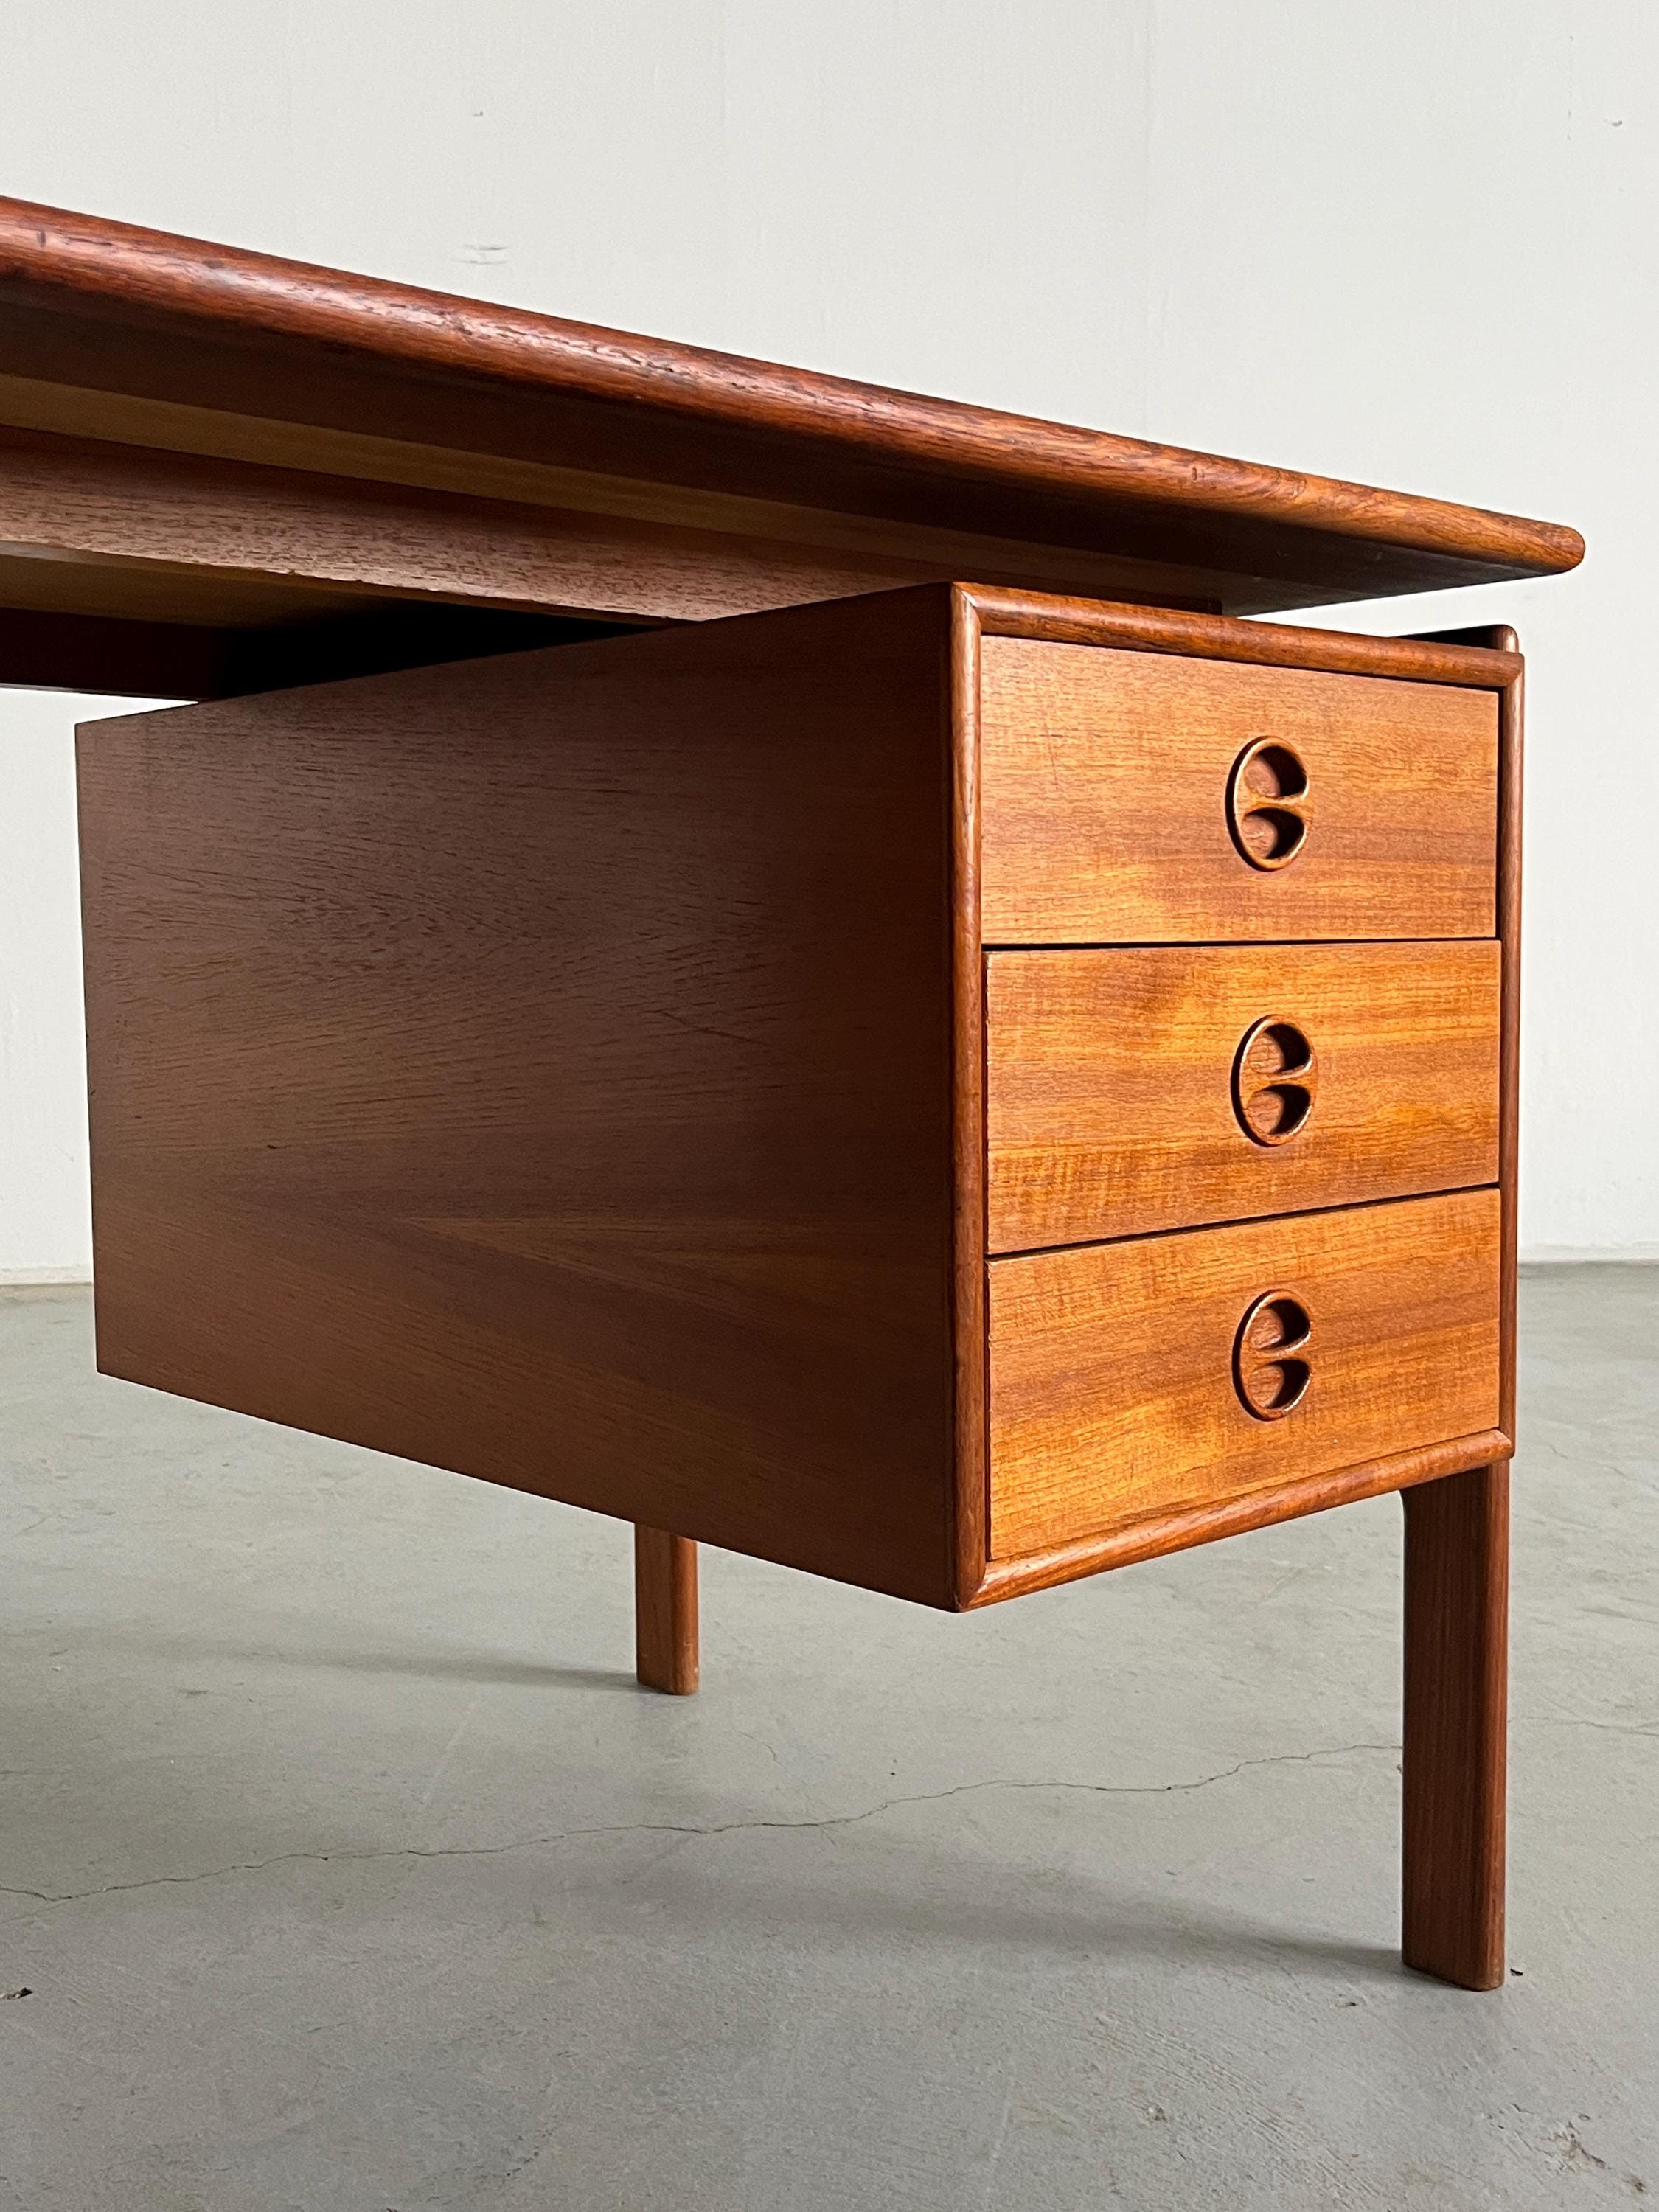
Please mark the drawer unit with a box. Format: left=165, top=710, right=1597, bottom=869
left=987, top=939, right=1501, bottom=1251
left=979, top=638, right=1499, bottom=944
left=79, top=581, right=1517, bottom=1615
left=970, top=603, right=1513, bottom=1595
left=987, top=1187, right=1503, bottom=1559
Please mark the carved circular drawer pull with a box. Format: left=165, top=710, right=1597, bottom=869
left=1232, top=1016, right=1318, bottom=1146
left=1233, top=1290, right=1315, bottom=1420
left=1228, top=737, right=1312, bottom=869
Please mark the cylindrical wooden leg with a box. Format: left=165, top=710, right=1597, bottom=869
left=634, top=1525, right=699, bottom=1694
left=1402, top=1462, right=1509, bottom=1989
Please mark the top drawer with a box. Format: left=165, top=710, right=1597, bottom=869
left=979, top=639, right=1498, bottom=943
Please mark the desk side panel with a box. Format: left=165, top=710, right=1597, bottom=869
left=76, top=590, right=959, bottom=1605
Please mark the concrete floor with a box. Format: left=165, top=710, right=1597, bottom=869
left=1, top=1271, right=1655, bottom=2211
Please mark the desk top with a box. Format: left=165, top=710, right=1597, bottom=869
left=0, top=197, right=1582, bottom=695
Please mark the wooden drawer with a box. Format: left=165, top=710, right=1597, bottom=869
left=987, top=939, right=1500, bottom=1251
left=988, top=1188, right=1500, bottom=1559
left=980, top=638, right=1498, bottom=942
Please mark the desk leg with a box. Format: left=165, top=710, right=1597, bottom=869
left=1402, top=1463, right=1509, bottom=1989
left=634, top=1526, right=700, bottom=1694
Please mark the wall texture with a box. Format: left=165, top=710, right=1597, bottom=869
left=0, top=0, right=1650, bottom=1273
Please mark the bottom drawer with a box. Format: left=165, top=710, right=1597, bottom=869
left=988, top=1188, right=1501, bottom=1559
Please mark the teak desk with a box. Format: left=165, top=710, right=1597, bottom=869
left=0, top=198, right=1582, bottom=1991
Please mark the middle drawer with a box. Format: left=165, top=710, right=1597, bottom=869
left=987, top=939, right=1500, bottom=1251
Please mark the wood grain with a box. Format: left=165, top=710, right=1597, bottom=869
left=971, top=1426, right=1509, bottom=1604
left=987, top=1189, right=1501, bottom=1558
left=1499, top=644, right=1526, bottom=1446
left=77, top=587, right=963, bottom=1608
left=1402, top=1462, right=1509, bottom=1989
left=0, top=195, right=1581, bottom=616
left=1415, top=624, right=1523, bottom=1442
left=972, top=588, right=1522, bottom=688
left=986, top=940, right=1500, bottom=1250
left=0, top=422, right=723, bottom=625
left=0, top=364, right=1205, bottom=591
left=947, top=590, right=990, bottom=1609
left=1395, top=623, right=1520, bottom=1992
left=980, top=640, right=1499, bottom=943
left=0, top=420, right=1222, bottom=681
left=634, top=1527, right=700, bottom=1695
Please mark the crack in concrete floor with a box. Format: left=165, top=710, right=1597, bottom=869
left=1, top=1739, right=1400, bottom=1905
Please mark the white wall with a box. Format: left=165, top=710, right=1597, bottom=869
left=1, top=0, right=1652, bottom=1272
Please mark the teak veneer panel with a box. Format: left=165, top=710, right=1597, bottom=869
left=77, top=591, right=962, bottom=1608
left=987, top=940, right=1501, bottom=1250
left=987, top=1188, right=1502, bottom=1559
left=980, top=640, right=1499, bottom=943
